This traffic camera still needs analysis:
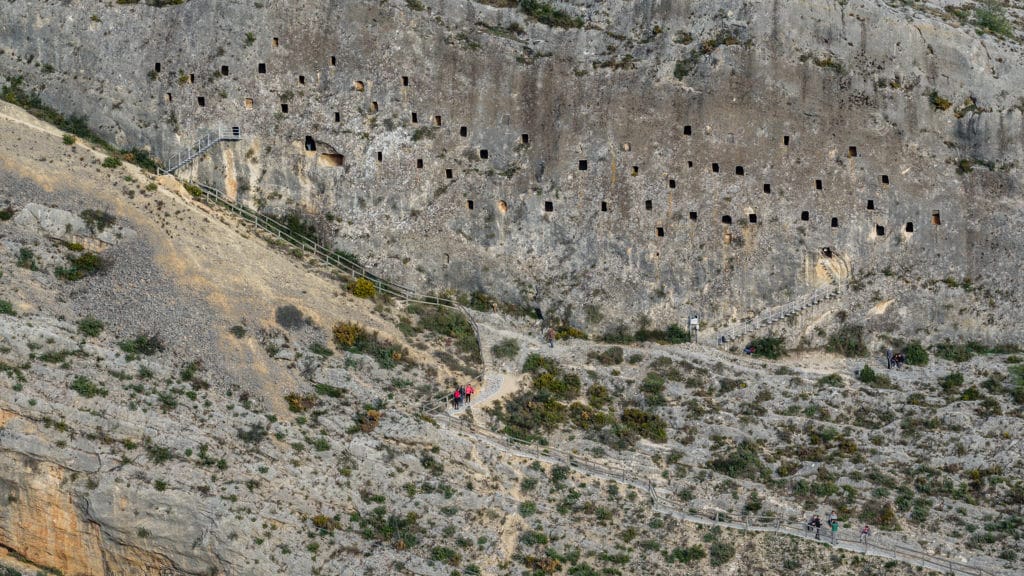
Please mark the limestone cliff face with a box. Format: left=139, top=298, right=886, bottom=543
left=0, top=0, right=1022, bottom=337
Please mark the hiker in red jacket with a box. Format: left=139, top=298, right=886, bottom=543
left=451, top=387, right=461, bottom=410
left=465, top=383, right=475, bottom=405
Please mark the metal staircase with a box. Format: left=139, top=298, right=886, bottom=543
left=158, top=126, right=241, bottom=174
left=715, top=260, right=844, bottom=344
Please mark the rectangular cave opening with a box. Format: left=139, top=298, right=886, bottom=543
left=221, top=65, right=229, bottom=76
left=763, top=183, right=771, bottom=194
left=669, top=179, right=676, bottom=189
left=459, top=126, right=467, bottom=137
left=712, top=163, right=720, bottom=173
left=932, top=211, right=941, bottom=225
left=402, top=75, right=409, bottom=86
left=735, top=166, right=744, bottom=176
left=433, top=115, right=442, bottom=127
left=683, top=125, right=692, bottom=135
left=521, top=134, right=529, bottom=145
left=165, top=93, right=172, bottom=103
left=905, top=222, right=914, bottom=233
left=334, top=112, right=341, bottom=122
left=155, top=62, right=161, bottom=73
left=304, top=135, right=316, bottom=151
left=369, top=101, right=378, bottom=113
left=881, top=174, right=890, bottom=185
left=244, top=98, right=253, bottom=109
left=445, top=168, right=453, bottom=179
left=330, top=56, right=337, bottom=67
left=188, top=73, right=195, bottom=84
left=800, top=210, right=809, bottom=221
left=689, top=211, right=698, bottom=221
left=721, top=215, right=732, bottom=224
left=479, top=149, right=488, bottom=159
left=815, top=179, right=823, bottom=190
left=376, top=151, right=383, bottom=162
left=416, top=158, right=424, bottom=169
left=272, top=37, right=279, bottom=47
left=600, top=201, right=608, bottom=212
left=544, top=201, right=553, bottom=212
left=632, top=166, right=639, bottom=176
left=197, top=96, right=206, bottom=107
left=298, top=75, right=306, bottom=85
left=645, top=200, right=653, bottom=211
left=467, top=200, right=474, bottom=210
left=258, top=63, right=266, bottom=74
left=411, top=112, right=418, bottom=123
left=849, top=146, right=858, bottom=157
left=831, top=217, right=839, bottom=228
left=281, top=103, right=288, bottom=113
left=783, top=135, right=790, bottom=146
left=578, top=160, right=588, bottom=171
left=748, top=213, right=757, bottom=224
left=656, top=227, right=665, bottom=237
left=876, top=224, right=885, bottom=236
left=687, top=160, right=693, bottom=168
left=867, top=199, right=875, bottom=210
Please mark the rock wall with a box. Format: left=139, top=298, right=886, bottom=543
left=1, top=0, right=1022, bottom=338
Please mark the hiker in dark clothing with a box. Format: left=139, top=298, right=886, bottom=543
left=885, top=349, right=893, bottom=369
left=452, top=387, right=461, bottom=410
left=458, top=385, right=466, bottom=409
left=811, top=515, right=822, bottom=540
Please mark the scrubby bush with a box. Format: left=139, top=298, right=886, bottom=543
left=408, top=304, right=479, bottom=361
left=285, top=393, right=316, bottom=412
left=62, top=134, right=76, bottom=145
left=333, top=322, right=410, bottom=368
left=708, top=541, right=736, bottom=567
left=0, top=300, right=14, bottom=316
left=973, top=0, right=1013, bottom=37
left=275, top=305, right=307, bottom=329
left=747, top=336, right=785, bottom=359
left=77, top=315, right=104, bottom=336
left=491, top=338, right=520, bottom=359
left=101, top=156, right=122, bottom=169
left=857, top=364, right=877, bottom=384
left=118, top=333, right=164, bottom=356
left=708, top=441, right=769, bottom=481
left=70, top=375, right=107, bottom=398
left=826, top=324, right=867, bottom=357
left=860, top=499, right=900, bottom=530
left=620, top=408, right=667, bottom=443
left=667, top=544, right=705, bottom=564
left=56, top=252, right=105, bottom=280
left=518, top=0, right=582, bottom=28
left=348, top=278, right=377, bottom=299
left=588, top=346, right=623, bottom=365
left=903, top=341, right=929, bottom=366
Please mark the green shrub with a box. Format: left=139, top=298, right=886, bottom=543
left=348, top=278, right=377, bottom=299
left=333, top=322, right=411, bottom=369
left=903, top=341, right=929, bottom=366
left=586, top=384, right=611, bottom=410
left=588, top=346, right=624, bottom=365
left=973, top=0, right=1013, bottom=37
left=77, top=315, right=104, bottom=336
left=930, top=91, right=952, bottom=111
left=118, top=333, right=164, bottom=356
left=101, top=156, right=122, bottom=169
left=228, top=325, right=247, bottom=338
left=747, top=336, right=785, bottom=359
left=708, top=541, right=736, bottom=567
left=933, top=342, right=974, bottom=363
left=430, top=546, right=461, bottom=566
left=708, top=441, right=769, bottom=481
left=518, top=0, right=582, bottom=28
left=491, top=338, right=520, bottom=359
left=826, top=324, right=867, bottom=357
left=518, top=501, right=537, bottom=517
left=55, top=252, right=105, bottom=281
left=667, top=544, right=705, bottom=563
left=70, top=375, right=107, bottom=398
left=620, top=408, right=667, bottom=443
left=62, top=134, right=76, bottom=145
left=0, top=205, right=14, bottom=220
left=857, top=364, right=877, bottom=383
left=522, top=353, right=560, bottom=374
left=939, top=372, right=964, bottom=395
left=860, top=499, right=900, bottom=530
left=408, top=304, right=479, bottom=361
left=350, top=506, right=422, bottom=549
left=0, top=300, right=14, bottom=316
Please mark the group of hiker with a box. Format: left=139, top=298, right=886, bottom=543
left=806, top=511, right=871, bottom=544
left=450, top=383, right=475, bottom=410
left=885, top=349, right=907, bottom=369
